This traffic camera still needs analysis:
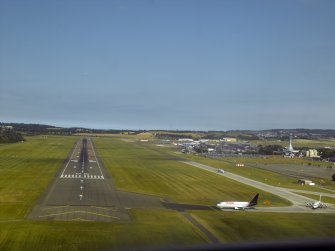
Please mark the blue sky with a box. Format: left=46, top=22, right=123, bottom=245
left=1, top=0, right=334, bottom=130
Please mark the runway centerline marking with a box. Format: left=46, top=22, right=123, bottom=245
left=88, top=139, right=104, bottom=177
left=27, top=138, right=131, bottom=223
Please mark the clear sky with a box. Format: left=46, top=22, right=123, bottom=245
left=1, top=0, right=334, bottom=130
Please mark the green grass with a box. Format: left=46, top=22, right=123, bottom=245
left=191, top=211, right=335, bottom=242
left=197, top=156, right=334, bottom=191
left=150, top=144, right=335, bottom=193
left=94, top=137, right=290, bottom=207
left=0, top=136, right=206, bottom=250
left=0, top=135, right=78, bottom=219
left=0, top=209, right=206, bottom=251
left=224, top=155, right=334, bottom=168
left=293, top=193, right=335, bottom=204
left=1, top=135, right=333, bottom=250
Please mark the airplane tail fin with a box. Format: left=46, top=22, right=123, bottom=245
left=249, top=193, right=259, bottom=207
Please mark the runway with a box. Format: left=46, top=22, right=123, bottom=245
left=28, top=139, right=335, bottom=223
left=28, top=138, right=130, bottom=222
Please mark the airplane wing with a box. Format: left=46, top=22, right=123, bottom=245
left=320, top=203, right=327, bottom=208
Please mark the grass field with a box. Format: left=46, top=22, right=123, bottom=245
left=94, top=137, right=290, bottom=206
left=0, top=136, right=206, bottom=250
left=191, top=211, right=335, bottom=242
left=0, top=135, right=78, bottom=219
left=189, top=155, right=335, bottom=192
left=147, top=144, right=335, bottom=192
left=0, top=135, right=334, bottom=250
left=0, top=209, right=206, bottom=251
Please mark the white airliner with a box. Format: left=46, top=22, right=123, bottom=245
left=217, top=193, right=259, bottom=210
left=306, top=195, right=327, bottom=209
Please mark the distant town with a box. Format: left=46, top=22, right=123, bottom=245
left=1, top=122, right=335, bottom=164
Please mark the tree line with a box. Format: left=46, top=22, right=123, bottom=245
left=0, top=128, right=25, bottom=143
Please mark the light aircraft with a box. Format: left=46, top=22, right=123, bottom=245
left=217, top=193, right=259, bottom=210
left=306, top=195, right=327, bottom=209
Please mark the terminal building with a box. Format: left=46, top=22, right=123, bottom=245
left=305, top=149, right=319, bottom=158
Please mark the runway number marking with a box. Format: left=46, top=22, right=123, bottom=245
left=59, top=138, right=105, bottom=180
left=88, top=139, right=104, bottom=177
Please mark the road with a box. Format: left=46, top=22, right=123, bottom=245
left=181, top=161, right=335, bottom=213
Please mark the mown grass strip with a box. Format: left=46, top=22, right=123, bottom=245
left=191, top=211, right=335, bottom=243
left=0, top=209, right=206, bottom=250
left=0, top=136, right=78, bottom=219
left=94, top=137, right=290, bottom=206
left=149, top=143, right=335, bottom=192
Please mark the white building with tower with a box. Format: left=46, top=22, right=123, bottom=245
left=284, top=134, right=299, bottom=158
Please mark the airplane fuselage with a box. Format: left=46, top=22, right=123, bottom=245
left=312, top=201, right=323, bottom=209
left=217, top=194, right=259, bottom=210
left=306, top=195, right=327, bottom=209
left=216, top=201, right=250, bottom=210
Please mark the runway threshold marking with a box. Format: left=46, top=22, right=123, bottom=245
left=60, top=174, right=104, bottom=180
left=59, top=138, right=106, bottom=180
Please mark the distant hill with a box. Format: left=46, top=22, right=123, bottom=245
left=1, top=123, right=77, bottom=136
left=1, top=122, right=334, bottom=139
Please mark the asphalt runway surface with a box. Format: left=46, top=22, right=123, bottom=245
left=28, top=138, right=131, bottom=222
left=28, top=138, right=335, bottom=224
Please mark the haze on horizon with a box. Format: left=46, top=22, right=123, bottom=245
left=1, top=0, right=334, bottom=131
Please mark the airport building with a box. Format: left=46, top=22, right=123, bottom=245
left=221, top=137, right=237, bottom=142
left=305, top=149, right=319, bottom=158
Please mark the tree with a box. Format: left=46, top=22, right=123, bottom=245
left=0, top=128, right=25, bottom=143
left=258, top=145, right=283, bottom=155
